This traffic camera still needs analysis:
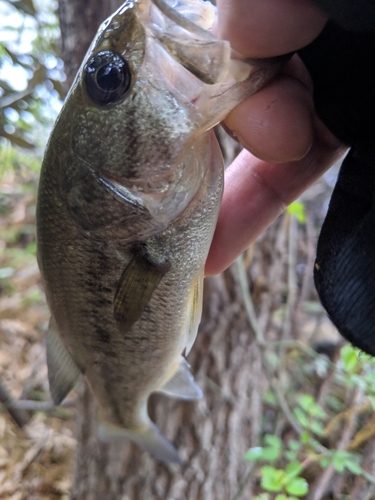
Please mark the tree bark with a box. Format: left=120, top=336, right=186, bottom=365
left=57, top=1, right=270, bottom=498
left=58, top=0, right=121, bottom=89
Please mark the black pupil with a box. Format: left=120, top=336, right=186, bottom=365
left=84, top=50, right=130, bottom=105
left=97, top=65, right=123, bottom=92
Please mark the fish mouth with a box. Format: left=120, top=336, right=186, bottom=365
left=148, top=0, right=251, bottom=86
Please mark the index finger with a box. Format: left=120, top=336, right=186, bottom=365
left=215, top=0, right=327, bottom=58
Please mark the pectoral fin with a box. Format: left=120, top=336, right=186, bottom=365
left=157, top=357, right=203, bottom=400
left=114, top=250, right=170, bottom=331
left=46, top=319, right=81, bottom=405
left=185, top=271, right=204, bottom=355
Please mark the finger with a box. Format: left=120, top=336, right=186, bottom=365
left=205, top=118, right=346, bottom=276
left=224, top=61, right=314, bottom=163
left=214, top=0, right=328, bottom=58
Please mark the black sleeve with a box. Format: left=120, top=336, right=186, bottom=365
left=297, top=1, right=375, bottom=356
left=310, top=0, right=375, bottom=32
left=298, top=12, right=375, bottom=145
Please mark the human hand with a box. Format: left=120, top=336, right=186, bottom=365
left=205, top=0, right=347, bottom=275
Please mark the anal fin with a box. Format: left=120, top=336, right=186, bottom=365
left=157, top=357, right=203, bottom=400
left=46, top=318, right=81, bottom=405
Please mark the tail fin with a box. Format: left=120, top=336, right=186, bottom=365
left=98, top=419, right=182, bottom=464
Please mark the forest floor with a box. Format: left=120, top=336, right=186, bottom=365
left=0, top=148, right=75, bottom=500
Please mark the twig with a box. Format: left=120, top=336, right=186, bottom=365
left=236, top=254, right=319, bottom=444
left=295, top=215, right=315, bottom=312
left=6, top=397, right=76, bottom=411
left=269, top=339, right=337, bottom=370
left=315, top=339, right=343, bottom=407
left=350, top=438, right=375, bottom=498
left=232, top=463, right=256, bottom=500
left=0, top=377, right=30, bottom=427
left=235, top=254, right=264, bottom=345
left=282, top=213, right=298, bottom=340
left=307, top=387, right=366, bottom=500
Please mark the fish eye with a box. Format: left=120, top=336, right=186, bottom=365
left=84, top=50, right=131, bottom=105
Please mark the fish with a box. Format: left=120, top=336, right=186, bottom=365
left=36, top=0, right=286, bottom=463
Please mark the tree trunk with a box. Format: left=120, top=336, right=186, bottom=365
left=57, top=1, right=271, bottom=497
left=58, top=0, right=120, bottom=89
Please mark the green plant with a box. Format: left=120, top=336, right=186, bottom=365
left=245, top=435, right=308, bottom=498
left=243, top=344, right=375, bottom=499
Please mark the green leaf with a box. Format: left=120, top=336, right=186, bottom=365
left=293, top=408, right=308, bottom=428
left=287, top=200, right=306, bottom=223
left=245, top=447, right=264, bottom=461
left=285, top=477, right=309, bottom=496
left=288, top=439, right=302, bottom=452
left=351, top=374, right=367, bottom=390
left=310, top=420, right=324, bottom=436
left=345, top=459, right=362, bottom=475
left=262, top=447, right=281, bottom=461
left=284, top=451, right=297, bottom=462
left=297, top=394, right=314, bottom=411
left=263, top=390, right=277, bottom=407
left=297, top=394, right=326, bottom=419
left=340, top=344, right=359, bottom=372
left=309, top=404, right=327, bottom=419
left=326, top=395, right=344, bottom=412
left=261, top=466, right=284, bottom=492
left=265, top=351, right=280, bottom=369
left=368, top=396, right=375, bottom=411
left=264, top=435, right=283, bottom=449
left=332, top=451, right=351, bottom=473
left=319, top=457, right=330, bottom=468
left=301, top=432, right=310, bottom=444
left=285, top=462, right=303, bottom=478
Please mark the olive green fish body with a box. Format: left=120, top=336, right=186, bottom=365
left=37, top=0, right=284, bottom=462
left=38, top=132, right=221, bottom=429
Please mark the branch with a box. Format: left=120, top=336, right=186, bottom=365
left=0, top=377, right=30, bottom=428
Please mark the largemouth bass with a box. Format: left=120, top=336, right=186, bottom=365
left=37, top=0, right=285, bottom=462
